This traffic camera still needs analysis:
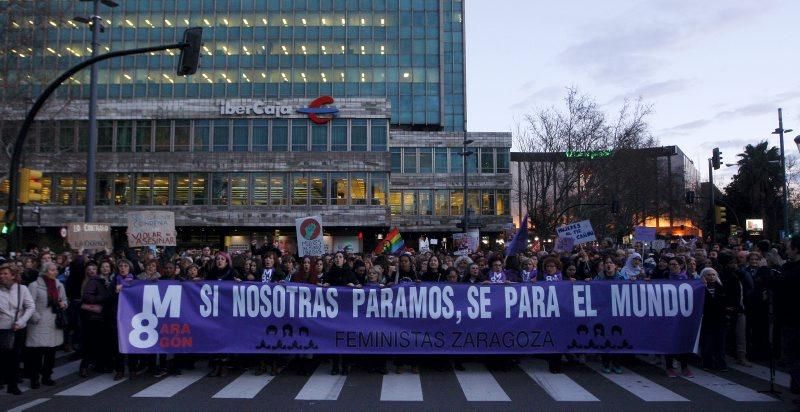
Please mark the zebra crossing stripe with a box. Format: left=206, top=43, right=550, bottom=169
left=586, top=362, right=688, bottom=402
left=212, top=372, right=274, bottom=399
left=56, top=374, right=127, bottom=396
left=725, top=357, right=791, bottom=388
left=132, top=370, right=206, bottom=398
left=453, top=362, right=511, bottom=402
left=295, top=366, right=347, bottom=400
left=380, top=373, right=424, bottom=401
left=52, top=360, right=80, bottom=379
left=518, top=359, right=599, bottom=402
left=7, top=398, right=51, bottom=412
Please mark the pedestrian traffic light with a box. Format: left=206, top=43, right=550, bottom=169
left=714, top=206, right=727, bottom=224
left=18, top=168, right=43, bottom=204
left=177, top=27, right=203, bottom=76
left=685, top=190, right=695, bottom=204
left=712, top=148, right=722, bottom=170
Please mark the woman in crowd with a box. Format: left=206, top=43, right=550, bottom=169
left=700, top=267, right=728, bottom=371
left=664, top=257, right=694, bottom=378
left=292, top=257, right=316, bottom=284
left=138, top=259, right=161, bottom=281
left=540, top=257, right=566, bottom=373
left=206, top=252, right=238, bottom=377
left=484, top=256, right=510, bottom=284
left=619, top=253, right=644, bottom=280
left=258, top=252, right=284, bottom=283
left=80, top=261, right=113, bottom=377
left=421, top=255, right=445, bottom=282
left=594, top=256, right=625, bottom=374
left=25, top=262, right=67, bottom=388
left=242, top=259, right=260, bottom=281
left=113, top=259, right=139, bottom=380
left=463, top=263, right=483, bottom=284
left=321, top=252, right=360, bottom=375
left=283, top=256, right=297, bottom=279
left=392, top=254, right=419, bottom=284
left=0, top=263, right=35, bottom=395
left=520, top=257, right=538, bottom=282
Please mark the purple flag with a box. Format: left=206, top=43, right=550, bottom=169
left=505, top=213, right=529, bottom=256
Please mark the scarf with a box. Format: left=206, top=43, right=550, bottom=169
left=43, top=276, right=59, bottom=307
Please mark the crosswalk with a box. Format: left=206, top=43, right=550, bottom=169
left=4, top=356, right=791, bottom=405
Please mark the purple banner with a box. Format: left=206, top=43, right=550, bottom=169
left=118, top=280, right=704, bottom=355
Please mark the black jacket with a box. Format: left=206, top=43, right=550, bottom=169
left=322, top=265, right=359, bottom=286
left=205, top=265, right=238, bottom=281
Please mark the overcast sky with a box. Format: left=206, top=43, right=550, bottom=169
left=465, top=0, right=800, bottom=184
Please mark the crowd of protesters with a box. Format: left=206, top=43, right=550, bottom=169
left=1, top=235, right=799, bottom=395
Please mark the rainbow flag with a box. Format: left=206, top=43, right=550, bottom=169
left=374, top=227, right=405, bottom=255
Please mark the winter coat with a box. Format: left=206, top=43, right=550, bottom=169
left=0, top=283, right=35, bottom=329
left=82, top=276, right=113, bottom=322
left=322, top=265, right=359, bottom=286
left=26, top=277, right=67, bottom=348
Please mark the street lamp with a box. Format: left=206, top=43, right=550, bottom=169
left=771, top=108, right=793, bottom=239
left=461, top=137, right=474, bottom=233
left=74, top=0, right=118, bottom=223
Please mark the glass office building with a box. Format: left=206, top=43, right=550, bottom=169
left=1, top=0, right=511, bottom=251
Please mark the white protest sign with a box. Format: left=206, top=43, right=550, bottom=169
left=126, top=211, right=176, bottom=247
left=296, top=215, right=324, bottom=257
left=67, top=222, right=113, bottom=252
left=556, top=220, right=596, bottom=245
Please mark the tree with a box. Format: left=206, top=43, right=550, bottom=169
left=724, top=141, right=783, bottom=240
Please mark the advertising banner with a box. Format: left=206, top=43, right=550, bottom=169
left=119, top=281, right=704, bottom=355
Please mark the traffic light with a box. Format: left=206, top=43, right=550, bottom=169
left=712, top=148, right=722, bottom=170
left=685, top=190, right=695, bottom=204
left=714, top=206, right=727, bottom=224
left=177, top=27, right=203, bottom=76
left=18, top=168, right=43, bottom=204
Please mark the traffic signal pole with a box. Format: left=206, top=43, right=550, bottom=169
left=709, top=158, right=716, bottom=244
left=4, top=40, right=191, bottom=253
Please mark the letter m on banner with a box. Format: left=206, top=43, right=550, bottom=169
left=143, top=285, right=182, bottom=318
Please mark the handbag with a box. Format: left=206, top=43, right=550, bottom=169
left=54, top=307, right=68, bottom=329
left=0, top=284, right=21, bottom=350
left=80, top=303, right=102, bottom=314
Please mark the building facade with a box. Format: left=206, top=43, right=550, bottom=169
left=1, top=0, right=511, bottom=251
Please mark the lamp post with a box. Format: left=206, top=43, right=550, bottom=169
left=772, top=108, right=793, bottom=239
left=74, top=0, right=118, bottom=223
left=462, top=136, right=474, bottom=233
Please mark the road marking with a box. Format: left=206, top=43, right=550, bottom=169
left=56, top=374, right=127, bottom=396
left=518, top=359, right=599, bottom=402
left=55, top=350, right=71, bottom=360
left=453, top=362, right=511, bottom=402
left=52, top=360, right=80, bottom=379
left=131, top=370, right=205, bottom=398
left=725, top=357, right=791, bottom=388
left=380, top=373, right=424, bottom=401
left=212, top=372, right=274, bottom=399
left=295, top=366, right=347, bottom=400
left=586, top=361, right=688, bottom=402
left=7, top=398, right=50, bottom=412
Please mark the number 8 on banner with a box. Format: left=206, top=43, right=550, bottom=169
left=129, top=312, right=159, bottom=349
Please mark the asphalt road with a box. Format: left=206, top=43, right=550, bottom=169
left=1, top=351, right=798, bottom=411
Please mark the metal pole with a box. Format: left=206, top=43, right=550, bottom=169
left=778, top=108, right=789, bottom=239
left=709, top=158, right=716, bottom=244
left=463, top=133, right=468, bottom=233
left=85, top=0, right=101, bottom=222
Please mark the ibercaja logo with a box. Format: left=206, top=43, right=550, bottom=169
left=296, top=96, right=339, bottom=124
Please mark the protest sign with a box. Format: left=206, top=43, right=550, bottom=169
left=556, top=220, right=596, bottom=244
left=126, top=211, right=176, bottom=247
left=296, top=216, right=324, bottom=256
left=634, top=226, right=657, bottom=242
left=555, top=237, right=575, bottom=252
left=453, top=230, right=480, bottom=256
left=118, top=280, right=704, bottom=355
left=67, top=222, right=112, bottom=252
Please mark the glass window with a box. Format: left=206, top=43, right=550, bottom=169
left=136, top=121, right=152, bottom=152
left=435, top=147, right=448, bottom=173
left=191, top=173, right=208, bottom=205
left=174, top=120, right=190, bottom=151
left=233, top=120, right=249, bottom=152
left=391, top=148, right=402, bottom=173
left=213, top=120, right=230, bottom=152
left=292, top=173, right=308, bottom=206
left=466, top=151, right=478, bottom=173
left=389, top=190, right=401, bottom=216
left=74, top=177, right=87, bottom=206
left=153, top=174, right=170, bottom=205
left=310, top=173, right=327, bottom=205
left=450, top=190, right=463, bottom=216
left=497, top=148, right=509, bottom=173
left=253, top=173, right=268, bottom=205
left=371, top=121, right=387, bottom=151
left=403, top=148, right=417, bottom=173
left=435, top=190, right=448, bottom=215
left=272, top=119, right=288, bottom=151
left=450, top=148, right=463, bottom=173
left=174, top=173, right=190, bottom=205
left=292, top=120, right=308, bottom=151
left=481, top=190, right=495, bottom=215
left=59, top=123, right=74, bottom=153
left=96, top=175, right=113, bottom=205
left=98, top=121, right=114, bottom=152
left=253, top=120, right=268, bottom=151
left=480, top=148, right=494, bottom=173
left=311, top=123, right=328, bottom=151
left=331, top=173, right=348, bottom=205
left=371, top=172, right=387, bottom=205
left=402, top=191, right=416, bottom=215
left=331, top=119, right=347, bottom=151
left=230, top=173, right=248, bottom=205
left=351, top=119, right=367, bottom=151
left=194, top=120, right=210, bottom=152
left=467, top=189, right=480, bottom=214
left=212, top=173, right=228, bottom=205
left=351, top=173, right=366, bottom=205
left=419, top=190, right=433, bottom=215
left=56, top=176, right=74, bottom=205
left=419, top=148, right=432, bottom=173
left=113, top=174, right=131, bottom=205
left=497, top=190, right=510, bottom=215
left=270, top=173, right=286, bottom=206
left=77, top=123, right=88, bottom=152
left=155, top=121, right=171, bottom=152
left=135, top=174, right=152, bottom=205
left=116, top=121, right=133, bottom=152
left=38, top=176, right=51, bottom=204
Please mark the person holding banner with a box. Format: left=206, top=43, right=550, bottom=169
left=619, top=253, right=644, bottom=281
left=80, top=261, right=113, bottom=378
left=206, top=253, right=238, bottom=378
left=593, top=257, right=625, bottom=374
left=520, top=257, right=538, bottom=282
left=540, top=257, right=566, bottom=373
left=321, top=252, right=360, bottom=375
left=664, top=257, right=694, bottom=378
left=420, top=255, right=445, bottom=282
left=258, top=252, right=285, bottom=284
left=700, top=267, right=728, bottom=371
